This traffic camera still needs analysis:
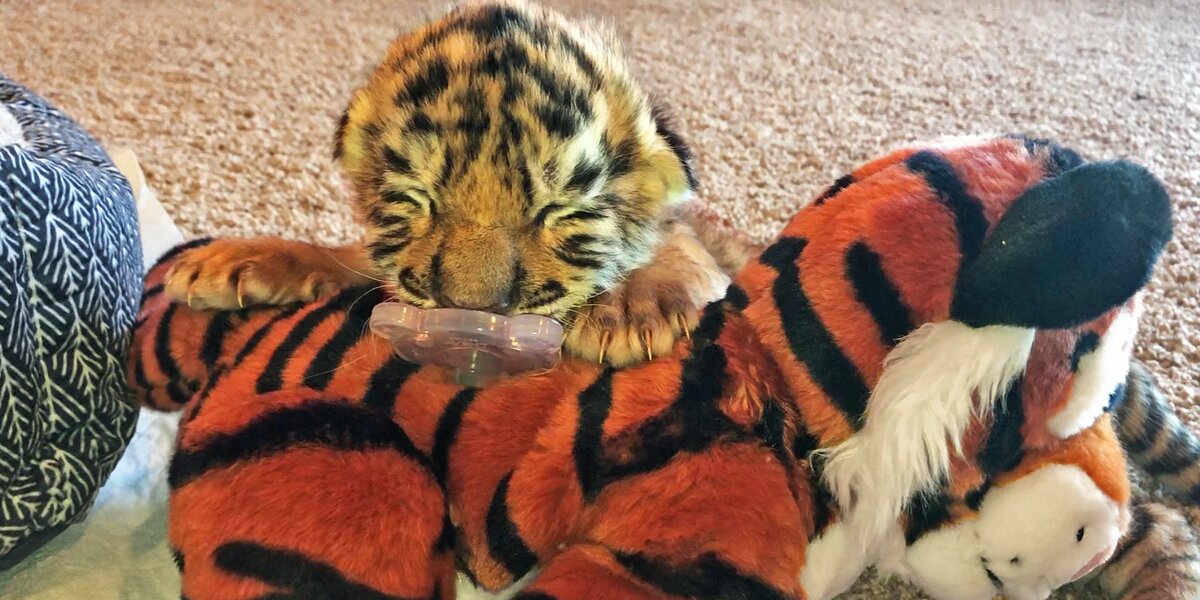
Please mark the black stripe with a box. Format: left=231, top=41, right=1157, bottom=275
left=845, top=241, right=914, bottom=345
left=574, top=369, right=616, bottom=501
left=555, top=208, right=607, bottom=224
left=369, top=239, right=413, bottom=261
left=139, top=283, right=165, bottom=310
left=256, top=288, right=368, bottom=394
left=303, top=288, right=387, bottom=390
left=905, top=151, right=989, bottom=265
left=557, top=30, right=599, bottom=83
left=379, top=188, right=422, bottom=210
left=431, top=388, right=478, bottom=482
left=753, top=400, right=791, bottom=468
left=153, top=302, right=187, bottom=389
left=184, top=364, right=226, bottom=425
left=978, top=377, right=1027, bottom=476
left=333, top=110, right=350, bottom=160
left=586, top=306, right=739, bottom=492
left=1123, top=391, right=1168, bottom=456
left=362, top=354, right=422, bottom=412
left=383, top=146, right=412, bottom=176
left=172, top=549, right=185, bottom=572
left=151, top=237, right=214, bottom=272
left=520, top=280, right=566, bottom=312
left=553, top=252, right=603, bottom=270
left=808, top=458, right=835, bottom=535
left=814, top=174, right=854, bottom=206
left=1070, top=332, right=1101, bottom=371
left=516, top=162, right=535, bottom=205
left=759, top=237, right=870, bottom=427
left=131, top=355, right=153, bottom=398
left=165, top=381, right=193, bottom=407
left=1141, top=424, right=1200, bottom=475
left=532, top=202, right=564, bottom=229
left=512, top=593, right=557, bottom=600
left=407, top=112, right=437, bottom=135
left=396, top=59, right=451, bottom=107
left=435, top=512, right=456, bottom=554
left=232, top=304, right=305, bottom=365
left=485, top=472, right=538, bottom=578
left=214, top=541, right=419, bottom=600
left=613, top=551, right=790, bottom=600
left=649, top=101, right=696, bottom=190
left=200, top=311, right=236, bottom=369
left=965, top=480, right=993, bottom=512
left=904, top=490, right=954, bottom=545
left=169, top=399, right=431, bottom=489
left=724, top=283, right=750, bottom=311
left=468, top=3, right=534, bottom=39
left=564, top=159, right=605, bottom=193
left=534, top=102, right=580, bottom=139
left=398, top=267, right=429, bottom=301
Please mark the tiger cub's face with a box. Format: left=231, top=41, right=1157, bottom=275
left=335, top=0, right=695, bottom=319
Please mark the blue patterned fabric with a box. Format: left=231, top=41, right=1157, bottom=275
left=0, top=75, right=142, bottom=565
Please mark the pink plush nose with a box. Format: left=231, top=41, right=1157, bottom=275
left=1069, top=544, right=1115, bottom=583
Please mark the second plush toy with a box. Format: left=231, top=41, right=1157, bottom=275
left=130, top=135, right=1172, bottom=599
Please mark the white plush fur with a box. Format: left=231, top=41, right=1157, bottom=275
left=109, top=147, right=186, bottom=271
left=1048, top=304, right=1140, bottom=438
left=0, top=105, right=27, bottom=147
left=800, top=521, right=906, bottom=600
left=820, top=321, right=1035, bottom=548
left=895, top=463, right=1125, bottom=600
left=455, top=569, right=537, bottom=600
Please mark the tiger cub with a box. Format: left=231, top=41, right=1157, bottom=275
left=163, top=0, right=734, bottom=366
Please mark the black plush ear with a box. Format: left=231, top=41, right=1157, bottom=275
left=951, top=160, right=1172, bottom=329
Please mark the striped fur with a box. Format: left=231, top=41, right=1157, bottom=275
left=1117, top=360, right=1200, bottom=503
left=160, top=0, right=725, bottom=368
left=129, top=135, right=1168, bottom=599
left=1093, top=502, right=1200, bottom=600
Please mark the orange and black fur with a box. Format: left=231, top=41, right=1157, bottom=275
left=161, top=0, right=734, bottom=368
left=131, top=136, right=1171, bottom=599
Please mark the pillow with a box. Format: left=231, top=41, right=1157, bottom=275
left=0, top=74, right=143, bottom=567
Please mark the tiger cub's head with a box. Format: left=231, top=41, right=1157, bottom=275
left=335, top=0, right=695, bottom=320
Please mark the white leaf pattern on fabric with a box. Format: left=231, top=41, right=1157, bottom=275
left=0, top=75, right=141, bottom=560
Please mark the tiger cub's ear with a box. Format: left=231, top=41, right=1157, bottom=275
left=649, top=99, right=698, bottom=195
left=951, top=160, right=1172, bottom=330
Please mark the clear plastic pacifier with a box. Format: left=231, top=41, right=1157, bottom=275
left=368, top=302, right=564, bottom=387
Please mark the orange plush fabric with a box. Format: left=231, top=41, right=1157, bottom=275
left=128, top=135, right=1168, bottom=599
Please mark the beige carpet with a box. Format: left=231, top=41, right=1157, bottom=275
left=3, top=0, right=1198, bottom=597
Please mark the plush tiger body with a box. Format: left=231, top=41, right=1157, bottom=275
left=131, top=135, right=1174, bottom=599
left=162, top=0, right=733, bottom=367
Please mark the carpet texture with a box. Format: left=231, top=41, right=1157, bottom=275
left=2, top=0, right=1197, bottom=597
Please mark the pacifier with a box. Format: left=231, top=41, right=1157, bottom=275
left=368, top=302, right=564, bottom=387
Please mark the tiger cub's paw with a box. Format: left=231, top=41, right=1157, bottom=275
left=164, top=238, right=355, bottom=310
left=564, top=224, right=731, bottom=367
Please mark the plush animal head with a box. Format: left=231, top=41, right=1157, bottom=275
left=890, top=416, right=1130, bottom=600
left=734, top=135, right=1171, bottom=548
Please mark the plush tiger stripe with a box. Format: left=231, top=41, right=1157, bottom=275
left=130, top=134, right=1171, bottom=599
left=1093, top=502, right=1200, bottom=600
left=1116, top=360, right=1200, bottom=503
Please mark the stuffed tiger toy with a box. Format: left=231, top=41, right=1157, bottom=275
left=159, top=0, right=737, bottom=368
left=131, top=135, right=1177, bottom=599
